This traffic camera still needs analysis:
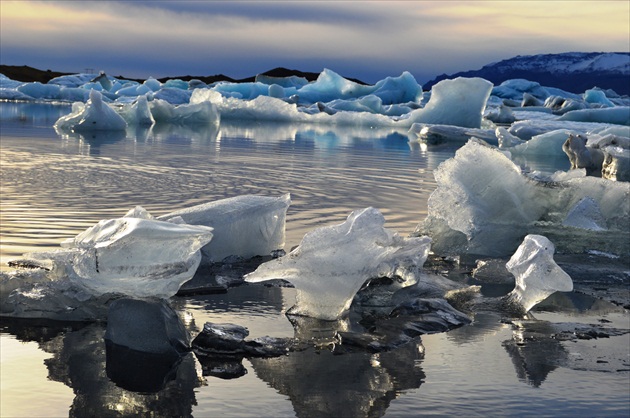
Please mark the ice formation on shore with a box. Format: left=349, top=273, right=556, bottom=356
left=245, top=207, right=432, bottom=320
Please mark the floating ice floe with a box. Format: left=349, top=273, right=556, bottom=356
left=245, top=207, right=432, bottom=320
left=416, top=139, right=630, bottom=257
left=505, top=235, right=573, bottom=312
left=158, top=194, right=290, bottom=263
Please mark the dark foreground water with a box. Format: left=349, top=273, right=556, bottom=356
left=1, top=102, right=628, bottom=417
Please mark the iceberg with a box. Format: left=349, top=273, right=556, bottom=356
left=562, top=197, right=607, bottom=231
left=505, top=235, right=573, bottom=312
left=245, top=207, right=432, bottom=320
left=407, top=77, right=493, bottom=128
left=54, top=90, right=127, bottom=131
left=416, top=139, right=630, bottom=257
left=583, top=89, right=615, bottom=107
left=158, top=194, right=290, bottom=263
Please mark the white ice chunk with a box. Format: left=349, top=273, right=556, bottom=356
left=506, top=235, right=573, bottom=312
left=408, top=77, right=493, bottom=128
left=508, top=129, right=575, bottom=156
left=149, top=98, right=219, bottom=125
left=117, top=95, right=155, bottom=126
left=54, top=90, right=127, bottom=131
left=496, top=127, right=525, bottom=148
left=158, top=194, right=290, bottom=263
left=562, top=133, right=605, bottom=172
left=245, top=207, right=432, bottom=320
left=602, top=146, right=630, bottom=181
left=60, top=215, right=213, bottom=298
left=296, top=68, right=374, bottom=103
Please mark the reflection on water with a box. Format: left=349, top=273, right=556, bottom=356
left=250, top=342, right=425, bottom=418
left=1, top=102, right=455, bottom=268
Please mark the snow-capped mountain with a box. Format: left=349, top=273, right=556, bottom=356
left=425, top=52, right=630, bottom=95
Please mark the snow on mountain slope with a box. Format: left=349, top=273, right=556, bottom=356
left=486, top=52, right=629, bottom=74
left=425, top=52, right=630, bottom=95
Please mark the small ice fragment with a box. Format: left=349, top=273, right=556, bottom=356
left=505, top=235, right=573, bottom=312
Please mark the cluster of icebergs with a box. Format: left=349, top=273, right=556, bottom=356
left=1, top=67, right=628, bottom=356
left=3, top=67, right=628, bottom=181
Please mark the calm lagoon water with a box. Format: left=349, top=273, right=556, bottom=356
left=1, top=102, right=628, bottom=417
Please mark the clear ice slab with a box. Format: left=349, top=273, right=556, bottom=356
left=245, top=207, right=432, bottom=320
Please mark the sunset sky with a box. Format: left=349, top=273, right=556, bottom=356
left=1, top=0, right=628, bottom=83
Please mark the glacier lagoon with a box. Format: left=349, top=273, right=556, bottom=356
left=1, top=95, right=629, bottom=418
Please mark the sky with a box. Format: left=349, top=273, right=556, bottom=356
left=1, top=0, right=629, bottom=84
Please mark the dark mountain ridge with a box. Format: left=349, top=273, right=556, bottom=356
left=424, top=52, right=630, bottom=95
left=3, top=52, right=629, bottom=95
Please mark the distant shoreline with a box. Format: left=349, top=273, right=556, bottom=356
left=0, top=64, right=367, bottom=86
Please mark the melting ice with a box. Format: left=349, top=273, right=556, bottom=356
left=245, top=207, right=432, bottom=320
